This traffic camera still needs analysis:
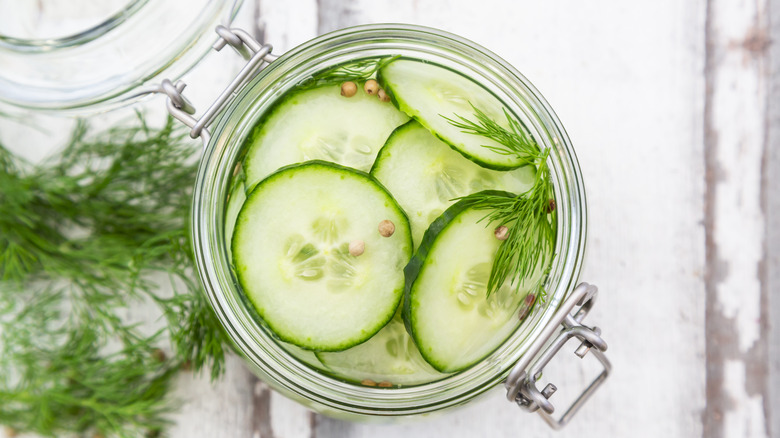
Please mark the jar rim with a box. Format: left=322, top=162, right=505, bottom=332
left=193, top=23, right=588, bottom=416
left=0, top=0, right=238, bottom=113
left=0, top=0, right=149, bottom=51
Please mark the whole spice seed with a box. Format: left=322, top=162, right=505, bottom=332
left=378, top=219, right=395, bottom=237
left=377, top=88, right=391, bottom=102
left=364, top=79, right=379, bottom=95
left=340, top=81, right=357, bottom=97
left=377, top=381, right=393, bottom=388
left=361, top=379, right=377, bottom=387
left=547, top=199, right=556, bottom=213
left=518, top=293, right=536, bottom=320
left=494, top=225, right=509, bottom=241
left=349, top=240, right=365, bottom=256
left=152, top=348, right=167, bottom=363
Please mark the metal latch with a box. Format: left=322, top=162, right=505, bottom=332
left=138, top=25, right=278, bottom=147
left=504, top=283, right=611, bottom=429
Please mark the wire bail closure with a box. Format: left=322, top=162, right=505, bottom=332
left=149, top=25, right=278, bottom=147
left=504, top=283, right=611, bottom=429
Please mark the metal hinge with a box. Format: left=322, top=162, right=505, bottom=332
left=504, top=283, right=611, bottom=429
left=139, top=25, right=278, bottom=147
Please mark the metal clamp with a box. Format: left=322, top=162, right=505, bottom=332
left=139, top=26, right=278, bottom=147
left=504, top=283, right=610, bottom=429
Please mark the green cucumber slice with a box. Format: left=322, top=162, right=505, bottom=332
left=378, top=59, right=525, bottom=170
left=280, top=342, right=327, bottom=370
left=371, top=120, right=535, bottom=247
left=316, top=312, right=445, bottom=386
left=233, top=161, right=413, bottom=351
left=225, top=177, right=246, bottom=258
left=243, top=84, right=410, bottom=188
left=403, top=195, right=536, bottom=372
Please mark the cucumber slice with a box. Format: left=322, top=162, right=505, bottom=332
left=233, top=161, right=413, bottom=351
left=378, top=59, right=525, bottom=170
left=371, top=120, right=535, bottom=247
left=280, top=342, right=327, bottom=370
left=316, top=312, right=445, bottom=387
left=225, top=177, right=246, bottom=258
left=243, top=84, right=410, bottom=188
left=404, top=195, right=535, bottom=372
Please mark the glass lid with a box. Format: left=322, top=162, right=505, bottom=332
left=0, top=0, right=239, bottom=113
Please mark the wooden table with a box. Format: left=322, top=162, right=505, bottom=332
left=1, top=1, right=777, bottom=437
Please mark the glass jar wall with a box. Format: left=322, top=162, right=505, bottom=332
left=0, top=0, right=237, bottom=112
left=191, top=24, right=588, bottom=418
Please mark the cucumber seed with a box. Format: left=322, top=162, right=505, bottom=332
left=378, top=219, right=395, bottom=237
left=364, top=79, right=379, bottom=95
left=348, top=240, right=365, bottom=256
left=341, top=81, right=357, bottom=97
left=377, top=88, right=391, bottom=102
left=494, top=225, right=509, bottom=241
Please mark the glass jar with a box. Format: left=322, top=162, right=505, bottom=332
left=190, top=24, right=607, bottom=424
left=0, top=0, right=238, bottom=112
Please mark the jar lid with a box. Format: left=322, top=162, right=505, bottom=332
left=0, top=0, right=238, bottom=113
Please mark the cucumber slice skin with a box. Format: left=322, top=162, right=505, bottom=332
left=402, top=191, right=521, bottom=373
left=233, top=160, right=413, bottom=352
left=315, top=312, right=446, bottom=387
left=378, top=60, right=525, bottom=171
left=371, top=120, right=535, bottom=247
left=243, top=84, right=410, bottom=190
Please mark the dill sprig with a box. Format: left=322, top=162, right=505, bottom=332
left=0, top=115, right=228, bottom=437
left=308, top=55, right=400, bottom=87
left=446, top=106, right=557, bottom=299
left=443, top=104, right=540, bottom=166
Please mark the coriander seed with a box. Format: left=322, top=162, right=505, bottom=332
left=494, top=225, right=509, bottom=241
left=518, top=293, right=536, bottom=320
left=378, top=219, right=395, bottom=237
left=349, top=240, right=365, bottom=256
left=341, top=81, right=357, bottom=97
left=364, top=79, right=379, bottom=95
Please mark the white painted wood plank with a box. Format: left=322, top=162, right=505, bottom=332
left=268, top=390, right=315, bottom=438
left=710, top=0, right=766, bottom=355
left=705, top=0, right=771, bottom=436
left=310, top=1, right=708, bottom=437
left=768, top=1, right=780, bottom=436
left=168, top=355, right=255, bottom=438
left=260, top=0, right=319, bottom=53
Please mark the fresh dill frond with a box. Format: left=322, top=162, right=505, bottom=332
left=0, top=115, right=228, bottom=437
left=308, top=55, right=401, bottom=87
left=446, top=106, right=557, bottom=299
left=443, top=104, right=539, bottom=165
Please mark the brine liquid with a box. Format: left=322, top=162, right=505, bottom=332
left=226, top=57, right=542, bottom=387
